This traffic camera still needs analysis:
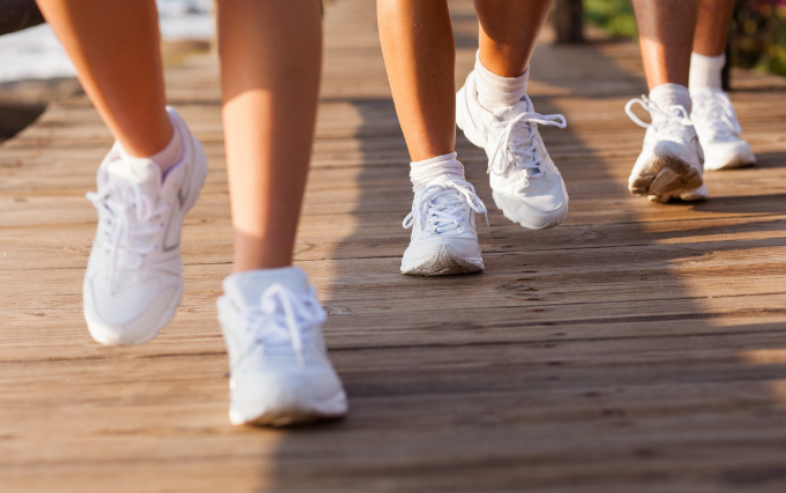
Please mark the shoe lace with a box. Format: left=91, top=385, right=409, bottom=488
left=625, top=96, right=694, bottom=140
left=243, top=284, right=326, bottom=367
left=691, top=90, right=742, bottom=139
left=403, top=180, right=488, bottom=234
left=86, top=183, right=169, bottom=292
left=488, top=95, right=567, bottom=177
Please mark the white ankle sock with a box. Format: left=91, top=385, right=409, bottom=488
left=474, top=52, right=529, bottom=110
left=689, top=52, right=725, bottom=91
left=149, top=123, right=183, bottom=178
left=410, top=152, right=466, bottom=190
left=649, top=83, right=692, bottom=117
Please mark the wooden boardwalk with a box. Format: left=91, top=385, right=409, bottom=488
left=3, top=1, right=786, bottom=491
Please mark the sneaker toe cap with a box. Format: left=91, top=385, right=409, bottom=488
left=704, top=141, right=755, bottom=170
left=402, top=235, right=482, bottom=265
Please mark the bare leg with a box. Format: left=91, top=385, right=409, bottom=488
left=693, top=0, right=735, bottom=57
left=219, top=0, right=323, bottom=272
left=632, top=0, right=700, bottom=89
left=475, top=0, right=553, bottom=77
left=36, top=1, right=172, bottom=157
left=377, top=0, right=455, bottom=162
left=377, top=0, right=554, bottom=162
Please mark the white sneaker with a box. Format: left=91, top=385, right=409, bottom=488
left=691, top=88, right=755, bottom=171
left=456, top=71, right=569, bottom=230
left=218, top=268, right=348, bottom=426
left=83, top=107, right=208, bottom=345
left=401, top=176, right=487, bottom=276
left=625, top=96, right=706, bottom=202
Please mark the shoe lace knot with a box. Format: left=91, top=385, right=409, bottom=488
left=625, top=96, right=694, bottom=141
left=489, top=95, right=566, bottom=178
left=403, top=180, right=488, bottom=234
left=691, top=90, right=742, bottom=140
left=244, top=284, right=326, bottom=367
left=86, top=182, right=170, bottom=291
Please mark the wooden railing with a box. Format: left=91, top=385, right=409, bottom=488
left=554, top=0, right=585, bottom=44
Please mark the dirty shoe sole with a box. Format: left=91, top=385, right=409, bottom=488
left=231, top=391, right=348, bottom=428
left=401, top=244, right=483, bottom=276
left=629, top=155, right=703, bottom=197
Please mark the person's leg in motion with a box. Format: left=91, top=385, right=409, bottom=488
left=377, top=0, right=564, bottom=277
left=690, top=0, right=755, bottom=170
left=378, top=0, right=487, bottom=277
left=627, top=0, right=706, bottom=202
left=217, top=0, right=347, bottom=426
left=458, top=0, right=568, bottom=229
left=37, top=0, right=208, bottom=345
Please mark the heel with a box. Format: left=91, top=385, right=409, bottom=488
left=184, top=137, right=209, bottom=213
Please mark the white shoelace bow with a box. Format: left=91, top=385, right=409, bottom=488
left=625, top=96, right=694, bottom=140
left=403, top=180, right=488, bottom=234
left=243, top=284, right=326, bottom=367
left=87, top=183, right=169, bottom=292
left=489, top=95, right=567, bottom=176
left=691, top=90, right=742, bottom=139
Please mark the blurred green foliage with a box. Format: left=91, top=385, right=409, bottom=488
left=731, top=1, right=786, bottom=76
left=584, top=0, right=637, bottom=38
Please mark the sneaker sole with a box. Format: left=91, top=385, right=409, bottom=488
left=648, top=192, right=707, bottom=203
left=230, top=390, right=348, bottom=427
left=629, top=155, right=703, bottom=197
left=84, top=283, right=184, bottom=346
left=705, top=155, right=756, bottom=171
left=492, top=192, right=566, bottom=231
left=401, top=244, right=484, bottom=276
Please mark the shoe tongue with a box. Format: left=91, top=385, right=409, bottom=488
left=223, top=267, right=309, bottom=308
left=106, top=156, right=162, bottom=199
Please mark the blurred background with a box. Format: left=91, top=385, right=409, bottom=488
left=0, top=0, right=214, bottom=83
left=0, top=0, right=782, bottom=142
left=0, top=0, right=214, bottom=142
left=585, top=0, right=786, bottom=76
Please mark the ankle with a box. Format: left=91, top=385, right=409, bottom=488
left=116, top=111, right=183, bottom=177
left=410, top=152, right=466, bottom=190
left=225, top=266, right=307, bottom=294
left=118, top=109, right=184, bottom=178
left=475, top=51, right=529, bottom=109
left=148, top=119, right=183, bottom=177
left=689, top=52, right=725, bottom=92
left=232, top=229, right=295, bottom=273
